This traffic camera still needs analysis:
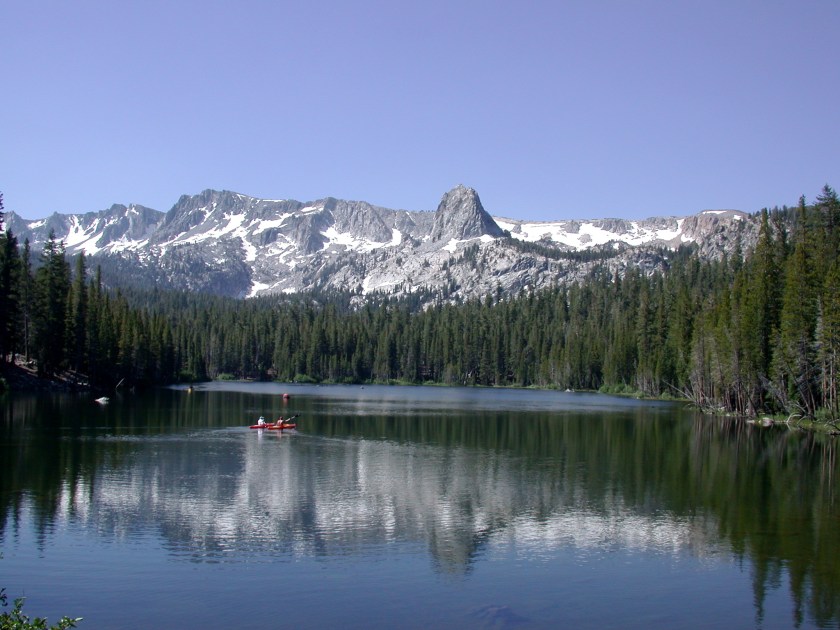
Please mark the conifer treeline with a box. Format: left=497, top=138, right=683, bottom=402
left=1, top=187, right=838, bottom=420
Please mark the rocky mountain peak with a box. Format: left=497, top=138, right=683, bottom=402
left=151, top=189, right=246, bottom=244
left=430, top=185, right=506, bottom=242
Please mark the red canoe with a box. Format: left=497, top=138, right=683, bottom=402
left=249, top=423, right=296, bottom=430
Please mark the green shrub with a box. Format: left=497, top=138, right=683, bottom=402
left=292, top=374, right=318, bottom=384
left=1, top=588, right=82, bottom=629
left=177, top=371, right=197, bottom=383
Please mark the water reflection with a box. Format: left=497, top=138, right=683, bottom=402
left=2, top=385, right=839, bottom=627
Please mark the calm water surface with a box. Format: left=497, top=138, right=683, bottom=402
left=1, top=383, right=838, bottom=629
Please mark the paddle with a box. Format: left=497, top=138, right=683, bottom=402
left=273, top=413, right=299, bottom=426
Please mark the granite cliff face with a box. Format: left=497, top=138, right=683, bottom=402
left=430, top=185, right=506, bottom=242
left=5, top=186, right=756, bottom=302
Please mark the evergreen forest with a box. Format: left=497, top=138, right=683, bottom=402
left=1, top=187, right=839, bottom=423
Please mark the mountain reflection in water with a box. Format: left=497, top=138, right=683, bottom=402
left=1, top=383, right=838, bottom=628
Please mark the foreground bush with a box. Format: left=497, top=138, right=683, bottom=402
left=0, top=588, right=82, bottom=629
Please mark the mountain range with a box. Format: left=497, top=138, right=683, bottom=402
left=4, top=185, right=755, bottom=303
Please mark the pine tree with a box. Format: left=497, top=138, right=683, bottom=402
left=20, top=240, right=34, bottom=360
left=749, top=210, right=782, bottom=375
left=0, top=227, right=21, bottom=363
left=818, top=259, right=840, bottom=417
left=66, top=253, right=88, bottom=372
left=32, top=231, right=71, bottom=376
left=635, top=280, right=658, bottom=394
left=815, top=184, right=840, bottom=273
left=774, top=199, right=820, bottom=417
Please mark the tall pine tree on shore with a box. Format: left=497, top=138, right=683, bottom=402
left=32, top=231, right=70, bottom=376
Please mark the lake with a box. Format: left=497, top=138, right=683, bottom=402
left=1, top=383, right=838, bottom=629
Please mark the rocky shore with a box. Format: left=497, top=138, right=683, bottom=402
left=0, top=357, right=92, bottom=393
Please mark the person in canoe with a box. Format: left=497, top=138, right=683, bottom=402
left=257, top=416, right=266, bottom=426
left=275, top=416, right=285, bottom=428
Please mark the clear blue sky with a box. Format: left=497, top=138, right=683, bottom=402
left=2, top=1, right=838, bottom=221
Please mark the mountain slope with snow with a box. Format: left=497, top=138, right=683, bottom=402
left=4, top=186, right=755, bottom=302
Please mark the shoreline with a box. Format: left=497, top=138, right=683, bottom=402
left=4, top=365, right=838, bottom=436
left=0, top=359, right=93, bottom=393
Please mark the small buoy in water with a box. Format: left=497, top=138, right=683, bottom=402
left=95, top=397, right=109, bottom=404
left=283, top=393, right=290, bottom=400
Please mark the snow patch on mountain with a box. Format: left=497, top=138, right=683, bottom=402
left=192, top=211, right=248, bottom=244
left=321, top=226, right=403, bottom=253
left=442, top=234, right=496, bottom=253
left=63, top=217, right=102, bottom=251
left=496, top=217, right=687, bottom=249
left=106, top=234, right=152, bottom=254
left=255, top=215, right=293, bottom=232
left=699, top=209, right=742, bottom=218
left=248, top=280, right=271, bottom=298
left=362, top=274, right=398, bottom=295
left=242, top=238, right=259, bottom=263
